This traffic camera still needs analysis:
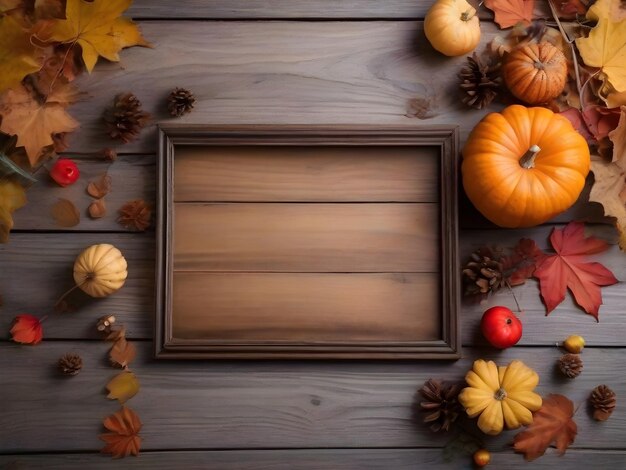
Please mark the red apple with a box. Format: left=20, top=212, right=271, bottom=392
left=481, top=306, right=522, bottom=349
left=50, top=159, right=80, bottom=187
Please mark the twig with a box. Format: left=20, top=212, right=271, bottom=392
left=505, top=281, right=523, bottom=314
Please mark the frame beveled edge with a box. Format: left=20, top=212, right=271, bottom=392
left=154, top=125, right=461, bottom=360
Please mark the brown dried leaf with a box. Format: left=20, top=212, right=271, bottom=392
left=88, top=199, right=106, bottom=218
left=87, top=172, right=112, bottom=198
left=100, top=406, right=142, bottom=458
left=110, top=337, right=136, bottom=368
left=513, top=394, right=577, bottom=461
left=51, top=198, right=80, bottom=227
left=106, top=325, right=126, bottom=342
left=118, top=199, right=151, bottom=231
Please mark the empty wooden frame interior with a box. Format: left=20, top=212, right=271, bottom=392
left=156, top=128, right=459, bottom=358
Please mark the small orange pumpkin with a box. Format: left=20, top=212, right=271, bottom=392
left=502, top=42, right=567, bottom=105
left=424, top=0, right=481, bottom=57
left=462, top=105, right=590, bottom=228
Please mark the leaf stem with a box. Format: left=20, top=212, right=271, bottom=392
left=506, top=281, right=523, bottom=314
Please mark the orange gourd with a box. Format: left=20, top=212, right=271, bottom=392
left=462, top=105, right=590, bottom=228
left=502, top=43, right=567, bottom=105
left=424, top=0, right=481, bottom=57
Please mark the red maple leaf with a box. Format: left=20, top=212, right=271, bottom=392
left=484, top=0, right=535, bottom=29
left=502, top=238, right=546, bottom=286
left=10, top=314, right=43, bottom=344
left=533, top=222, right=618, bottom=320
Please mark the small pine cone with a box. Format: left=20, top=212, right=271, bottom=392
left=167, top=87, right=195, bottom=117
left=558, top=353, right=583, bottom=378
left=590, top=385, right=616, bottom=421
left=104, top=93, right=150, bottom=143
left=97, top=314, right=116, bottom=333
left=58, top=353, right=83, bottom=376
left=418, top=379, right=462, bottom=432
left=459, top=53, right=501, bottom=110
left=118, top=199, right=151, bottom=231
left=462, top=248, right=505, bottom=297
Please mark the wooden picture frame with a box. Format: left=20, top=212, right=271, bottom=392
left=155, top=125, right=460, bottom=359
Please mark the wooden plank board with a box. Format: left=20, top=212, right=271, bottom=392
left=126, top=0, right=551, bottom=19
left=173, top=203, right=439, bottom=272
left=174, top=145, right=439, bottom=202
left=172, top=272, right=439, bottom=341
left=1, top=342, right=624, bottom=452
left=1, top=225, right=622, bottom=344
left=12, top=155, right=155, bottom=232
left=67, top=21, right=505, bottom=154
left=2, top=448, right=625, bottom=469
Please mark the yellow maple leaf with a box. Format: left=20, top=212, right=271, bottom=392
left=0, top=85, right=79, bottom=167
left=106, top=371, right=140, bottom=404
left=0, top=15, right=44, bottom=93
left=0, top=179, right=27, bottom=243
left=40, top=0, right=149, bottom=73
left=590, top=106, right=626, bottom=251
left=576, top=0, right=626, bottom=94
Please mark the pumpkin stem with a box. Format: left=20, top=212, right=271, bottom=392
left=519, top=145, right=541, bottom=169
left=494, top=388, right=508, bottom=401
left=461, top=9, right=475, bottom=21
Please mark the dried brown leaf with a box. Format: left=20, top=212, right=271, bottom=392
left=51, top=198, right=80, bottom=227
left=87, top=172, right=111, bottom=198
left=110, top=337, right=136, bottom=368
left=106, top=325, right=126, bottom=342
left=100, top=406, right=142, bottom=458
left=88, top=199, right=106, bottom=218
left=118, top=199, right=151, bottom=231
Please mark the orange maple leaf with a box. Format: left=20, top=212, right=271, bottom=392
left=10, top=314, right=43, bottom=344
left=100, top=406, right=142, bottom=458
left=484, top=0, right=535, bottom=29
left=0, top=85, right=79, bottom=167
left=39, top=0, right=150, bottom=73
left=0, top=15, right=44, bottom=93
left=514, top=394, right=578, bottom=461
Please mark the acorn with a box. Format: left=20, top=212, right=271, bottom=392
left=473, top=449, right=491, bottom=467
left=563, top=335, right=585, bottom=354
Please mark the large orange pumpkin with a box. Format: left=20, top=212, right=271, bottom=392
left=502, top=43, right=568, bottom=105
left=462, top=105, right=590, bottom=228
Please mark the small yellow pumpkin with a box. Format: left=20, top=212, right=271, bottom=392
left=459, top=359, right=542, bottom=435
left=73, top=244, right=128, bottom=298
left=424, top=0, right=481, bottom=57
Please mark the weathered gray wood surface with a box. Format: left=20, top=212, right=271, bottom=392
left=2, top=0, right=625, bottom=466
left=2, top=449, right=625, bottom=469
left=1, top=342, right=624, bottom=452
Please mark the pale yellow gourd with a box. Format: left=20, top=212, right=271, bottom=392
left=459, top=359, right=542, bottom=435
left=73, top=244, right=128, bottom=298
left=424, top=0, right=481, bottom=57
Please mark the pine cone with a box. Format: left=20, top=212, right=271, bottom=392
left=459, top=53, right=501, bottom=109
left=462, top=248, right=505, bottom=297
left=104, top=93, right=150, bottom=143
left=558, top=353, right=583, bottom=378
left=418, top=379, right=462, bottom=432
left=118, top=199, right=151, bottom=231
left=167, top=87, right=195, bottom=117
left=590, top=385, right=616, bottom=421
left=58, top=353, right=83, bottom=376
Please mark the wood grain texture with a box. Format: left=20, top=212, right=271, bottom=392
left=173, top=203, right=439, bottom=272
left=2, top=449, right=624, bottom=469
left=1, top=342, right=624, bottom=452
left=126, top=0, right=551, bottom=19
left=1, top=225, right=622, bottom=344
left=172, top=272, right=439, bottom=341
left=67, top=21, right=504, bottom=154
left=12, top=155, right=155, bottom=232
left=173, top=145, right=439, bottom=202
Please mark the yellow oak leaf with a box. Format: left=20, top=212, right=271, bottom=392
left=0, top=85, right=79, bottom=167
left=0, top=15, right=44, bottom=93
left=576, top=0, right=626, bottom=94
left=106, top=371, right=140, bottom=404
left=40, top=0, right=149, bottom=73
left=590, top=107, right=626, bottom=251
left=0, top=179, right=27, bottom=243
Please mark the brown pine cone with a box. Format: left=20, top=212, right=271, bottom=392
left=590, top=385, right=616, bottom=421
left=459, top=53, right=501, bottom=109
left=167, top=87, right=196, bottom=117
left=418, top=379, right=462, bottom=432
left=118, top=199, right=151, bottom=231
left=558, top=353, right=583, bottom=378
left=58, top=353, right=83, bottom=376
left=104, top=93, right=150, bottom=143
left=462, top=247, right=505, bottom=297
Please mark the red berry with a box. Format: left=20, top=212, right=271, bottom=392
left=50, top=159, right=80, bottom=187
left=480, top=306, right=522, bottom=349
